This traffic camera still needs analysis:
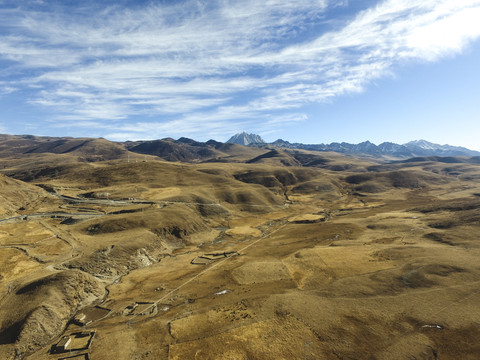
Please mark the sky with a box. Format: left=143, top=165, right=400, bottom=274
left=1, top=0, right=480, bottom=149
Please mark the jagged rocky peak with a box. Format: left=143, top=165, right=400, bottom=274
left=227, top=132, right=266, bottom=146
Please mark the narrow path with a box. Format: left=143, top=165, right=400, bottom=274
left=0, top=212, right=104, bottom=224
left=53, top=192, right=283, bottom=209
left=128, top=220, right=289, bottom=322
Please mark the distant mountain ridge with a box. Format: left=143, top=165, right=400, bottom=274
left=228, top=133, right=480, bottom=157
left=0, top=133, right=478, bottom=164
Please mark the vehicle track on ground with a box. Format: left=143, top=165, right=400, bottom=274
left=127, top=219, right=290, bottom=323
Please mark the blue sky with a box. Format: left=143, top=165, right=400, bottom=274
left=1, top=0, right=480, bottom=149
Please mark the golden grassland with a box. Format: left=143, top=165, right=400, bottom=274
left=0, top=150, right=479, bottom=359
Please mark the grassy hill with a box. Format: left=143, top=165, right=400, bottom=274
left=0, top=135, right=480, bottom=359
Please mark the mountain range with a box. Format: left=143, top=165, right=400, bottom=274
left=0, top=133, right=478, bottom=168
left=227, top=132, right=480, bottom=158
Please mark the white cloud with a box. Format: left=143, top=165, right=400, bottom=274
left=0, top=0, right=479, bottom=138
left=0, top=84, right=17, bottom=95
left=406, top=5, right=480, bottom=60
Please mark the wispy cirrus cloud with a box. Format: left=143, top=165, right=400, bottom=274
left=0, top=0, right=479, bottom=140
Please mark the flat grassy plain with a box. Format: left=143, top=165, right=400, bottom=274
left=1, top=148, right=480, bottom=359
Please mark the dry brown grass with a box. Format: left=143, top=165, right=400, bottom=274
left=0, top=151, right=480, bottom=359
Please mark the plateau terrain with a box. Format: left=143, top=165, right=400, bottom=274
left=0, top=134, right=479, bottom=359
